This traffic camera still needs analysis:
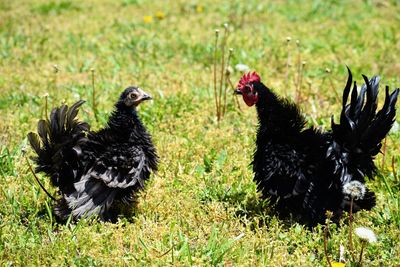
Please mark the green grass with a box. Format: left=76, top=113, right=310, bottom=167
left=1, top=0, right=400, bottom=265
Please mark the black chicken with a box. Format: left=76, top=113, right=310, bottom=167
left=234, top=68, right=399, bottom=225
left=27, top=87, right=158, bottom=221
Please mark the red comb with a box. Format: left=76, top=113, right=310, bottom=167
left=237, top=72, right=261, bottom=89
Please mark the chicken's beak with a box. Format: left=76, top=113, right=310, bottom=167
left=137, top=88, right=153, bottom=101
left=141, top=93, right=153, bottom=101
left=234, top=89, right=242, bottom=95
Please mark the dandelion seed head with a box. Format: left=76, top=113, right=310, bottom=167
left=235, top=64, right=250, bottom=72
left=391, top=121, right=399, bottom=133
left=343, top=180, right=366, bottom=200
left=355, top=227, right=377, bottom=243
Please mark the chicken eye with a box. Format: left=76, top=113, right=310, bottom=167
left=129, top=93, right=138, bottom=99
left=244, top=85, right=254, bottom=94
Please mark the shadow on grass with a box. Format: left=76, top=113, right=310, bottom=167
left=21, top=198, right=141, bottom=229
left=199, top=182, right=307, bottom=230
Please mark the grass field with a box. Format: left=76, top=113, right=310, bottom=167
left=1, top=0, right=400, bottom=266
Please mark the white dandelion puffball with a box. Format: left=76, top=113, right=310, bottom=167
left=355, top=227, right=377, bottom=243
left=343, top=180, right=366, bottom=200
left=391, top=121, right=399, bottom=133
left=235, top=64, right=250, bottom=72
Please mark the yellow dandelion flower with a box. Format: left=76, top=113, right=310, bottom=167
left=331, top=262, right=345, bottom=267
left=155, top=11, right=165, bottom=20
left=196, top=5, right=204, bottom=13
left=143, top=15, right=153, bottom=23
left=387, top=165, right=394, bottom=173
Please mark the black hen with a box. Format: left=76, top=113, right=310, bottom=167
left=234, top=68, right=399, bottom=225
left=27, top=87, right=158, bottom=221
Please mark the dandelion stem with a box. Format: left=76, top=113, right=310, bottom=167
left=323, top=225, right=332, bottom=267
left=213, top=29, right=220, bottom=122
left=91, top=68, right=98, bottom=123
left=25, top=155, right=56, bottom=201
left=295, top=40, right=301, bottom=103
left=381, top=137, right=387, bottom=169
left=285, top=37, right=291, bottom=97
left=392, top=156, right=398, bottom=183
left=228, top=76, right=242, bottom=111
left=53, top=65, right=59, bottom=86
left=297, top=61, right=306, bottom=103
left=44, top=94, right=48, bottom=121
left=358, top=241, right=366, bottom=267
left=349, top=197, right=356, bottom=262
left=218, top=24, right=229, bottom=121
left=328, top=76, right=341, bottom=104
left=51, top=64, right=59, bottom=110
left=223, top=48, right=233, bottom=115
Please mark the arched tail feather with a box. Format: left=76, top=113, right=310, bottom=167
left=27, top=100, right=89, bottom=188
left=331, top=69, right=399, bottom=159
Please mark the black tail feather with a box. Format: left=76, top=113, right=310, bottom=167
left=27, top=132, right=41, bottom=155
left=328, top=67, right=399, bottom=185
left=27, top=100, right=89, bottom=189
left=332, top=69, right=399, bottom=158
left=361, top=87, right=399, bottom=155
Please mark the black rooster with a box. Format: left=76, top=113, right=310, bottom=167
left=27, top=87, right=158, bottom=221
left=234, top=68, right=399, bottom=225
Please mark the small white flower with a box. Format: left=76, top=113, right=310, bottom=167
left=21, top=145, right=27, bottom=155
left=339, top=243, right=345, bottom=262
left=235, top=64, right=250, bottom=72
left=343, top=180, right=366, bottom=200
left=355, top=227, right=377, bottom=243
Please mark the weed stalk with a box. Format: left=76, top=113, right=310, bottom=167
left=381, top=137, right=387, bottom=169
left=227, top=75, right=242, bottom=111
left=323, top=211, right=333, bottom=267
left=218, top=23, right=229, bottom=121
left=348, top=197, right=356, bottom=262
left=326, top=68, right=341, bottom=103
left=358, top=240, right=367, bottom=267
left=285, top=37, right=291, bottom=96
left=295, top=40, right=301, bottom=103
left=91, top=68, right=99, bottom=122
left=222, top=48, right=233, bottom=115
left=392, top=156, right=398, bottom=183
left=24, top=154, right=56, bottom=201
left=43, top=93, right=49, bottom=121
left=213, top=29, right=220, bottom=121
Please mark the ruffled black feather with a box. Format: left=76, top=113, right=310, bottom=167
left=249, top=67, right=399, bottom=226
left=27, top=90, right=158, bottom=222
